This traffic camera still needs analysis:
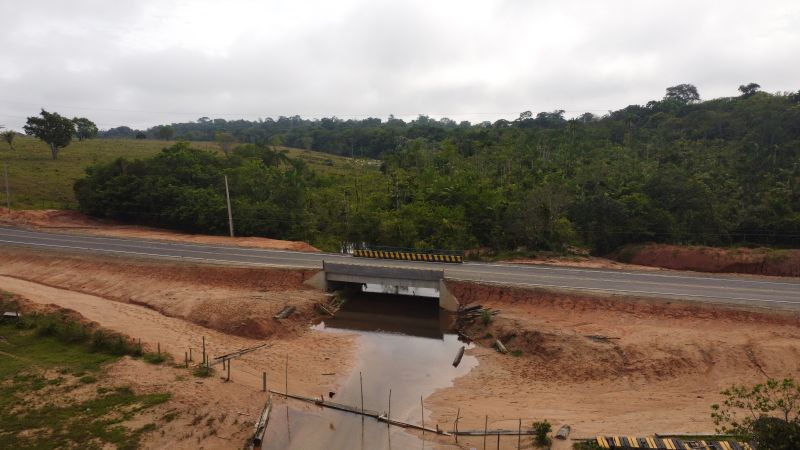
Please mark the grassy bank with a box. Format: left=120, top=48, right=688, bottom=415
left=0, top=136, right=370, bottom=210
left=0, top=294, right=170, bottom=449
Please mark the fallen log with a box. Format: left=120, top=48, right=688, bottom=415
left=273, top=305, right=296, bottom=320
left=452, top=346, right=466, bottom=367
left=315, top=303, right=335, bottom=316
left=494, top=340, right=508, bottom=354
left=250, top=395, right=273, bottom=450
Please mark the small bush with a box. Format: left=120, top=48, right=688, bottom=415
left=511, top=349, right=523, bottom=357
left=79, top=375, right=97, bottom=384
left=193, top=366, right=213, bottom=378
left=532, top=420, right=552, bottom=448
left=481, top=310, right=493, bottom=326
left=573, top=440, right=603, bottom=450
left=143, top=353, right=166, bottom=365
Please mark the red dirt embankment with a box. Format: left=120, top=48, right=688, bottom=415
left=0, top=247, right=324, bottom=339
left=429, top=280, right=800, bottom=440
left=0, top=208, right=320, bottom=253
left=613, top=243, right=800, bottom=277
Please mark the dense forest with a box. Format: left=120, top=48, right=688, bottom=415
left=83, top=85, right=800, bottom=254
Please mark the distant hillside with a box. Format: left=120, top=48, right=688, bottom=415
left=19, top=84, right=800, bottom=253
left=0, top=137, right=369, bottom=210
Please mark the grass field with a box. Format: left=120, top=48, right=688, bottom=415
left=0, top=136, right=373, bottom=210
left=0, top=293, right=170, bottom=449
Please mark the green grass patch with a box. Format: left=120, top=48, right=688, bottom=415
left=143, top=352, right=167, bottom=365
left=0, top=136, right=373, bottom=209
left=192, top=365, right=214, bottom=378
left=0, top=309, right=171, bottom=449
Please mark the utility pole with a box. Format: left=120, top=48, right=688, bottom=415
left=3, top=163, right=9, bottom=211
left=224, top=175, right=234, bottom=237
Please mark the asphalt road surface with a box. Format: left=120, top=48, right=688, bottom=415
left=2, top=226, right=799, bottom=311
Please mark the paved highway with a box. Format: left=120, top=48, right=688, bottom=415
left=2, top=226, right=800, bottom=311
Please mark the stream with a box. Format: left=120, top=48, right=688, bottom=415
left=262, top=289, right=478, bottom=449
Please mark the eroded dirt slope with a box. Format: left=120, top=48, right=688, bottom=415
left=0, top=208, right=320, bottom=252
left=429, top=281, right=800, bottom=442
left=1, top=247, right=323, bottom=338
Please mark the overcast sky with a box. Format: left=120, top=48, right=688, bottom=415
left=1, top=0, right=798, bottom=130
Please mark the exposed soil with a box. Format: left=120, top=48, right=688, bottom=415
left=0, top=247, right=324, bottom=339
left=0, top=281, right=356, bottom=449
left=3, top=246, right=800, bottom=449
left=0, top=208, right=320, bottom=252
left=427, top=281, right=800, bottom=447
left=500, top=255, right=664, bottom=272
left=612, top=243, right=800, bottom=277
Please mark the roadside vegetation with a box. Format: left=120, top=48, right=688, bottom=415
left=68, top=84, right=800, bottom=254
left=0, top=294, right=170, bottom=449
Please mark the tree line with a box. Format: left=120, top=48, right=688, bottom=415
left=77, top=84, right=800, bottom=254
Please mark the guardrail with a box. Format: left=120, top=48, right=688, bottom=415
left=353, top=249, right=463, bottom=264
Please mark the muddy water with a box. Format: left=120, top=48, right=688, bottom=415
left=263, top=292, right=477, bottom=450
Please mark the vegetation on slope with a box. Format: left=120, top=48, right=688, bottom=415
left=75, top=86, right=800, bottom=253
left=0, top=294, right=169, bottom=449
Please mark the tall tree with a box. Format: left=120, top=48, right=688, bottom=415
left=72, top=117, right=98, bottom=141
left=738, top=83, right=761, bottom=97
left=23, top=109, right=75, bottom=160
left=156, top=125, right=175, bottom=140
left=1, top=131, right=15, bottom=150
left=214, top=131, right=236, bottom=155
left=664, top=83, right=700, bottom=104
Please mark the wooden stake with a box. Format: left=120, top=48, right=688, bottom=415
left=420, top=396, right=424, bottom=437
left=189, top=348, right=193, bottom=362
left=227, top=358, right=231, bottom=381
left=284, top=354, right=288, bottom=395
left=497, top=432, right=500, bottom=449
left=455, top=408, right=460, bottom=442
left=484, top=415, right=488, bottom=450
left=202, top=337, right=206, bottom=364
left=262, top=372, right=267, bottom=392
left=518, top=418, right=522, bottom=450
left=185, top=351, right=188, bottom=367
left=388, top=389, right=391, bottom=425
left=359, top=372, right=364, bottom=414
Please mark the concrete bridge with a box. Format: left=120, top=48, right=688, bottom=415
left=305, top=261, right=459, bottom=311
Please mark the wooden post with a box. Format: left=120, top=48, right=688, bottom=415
left=227, top=358, right=231, bottom=381
left=455, top=408, right=460, bottom=442
left=185, top=351, right=188, bottom=367
left=420, top=396, right=424, bottom=436
left=359, top=372, right=364, bottom=414
left=518, top=418, right=522, bottom=450
left=262, top=372, right=267, bottom=392
left=484, top=415, right=488, bottom=450
left=3, top=163, right=10, bottom=210
left=284, top=354, right=288, bottom=395
left=202, top=337, right=206, bottom=364
left=189, top=348, right=193, bottom=362
left=497, top=432, right=500, bottom=449
left=224, top=174, right=234, bottom=237
left=206, top=354, right=209, bottom=370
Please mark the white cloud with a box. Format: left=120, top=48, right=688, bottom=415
left=0, top=0, right=798, bottom=130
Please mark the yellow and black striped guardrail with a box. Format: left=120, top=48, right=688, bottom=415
left=596, top=436, right=753, bottom=450
left=353, top=249, right=463, bottom=264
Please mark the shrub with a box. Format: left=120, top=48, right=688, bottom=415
left=532, top=420, right=552, bottom=448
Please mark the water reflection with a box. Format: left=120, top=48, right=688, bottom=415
left=262, top=291, right=477, bottom=450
